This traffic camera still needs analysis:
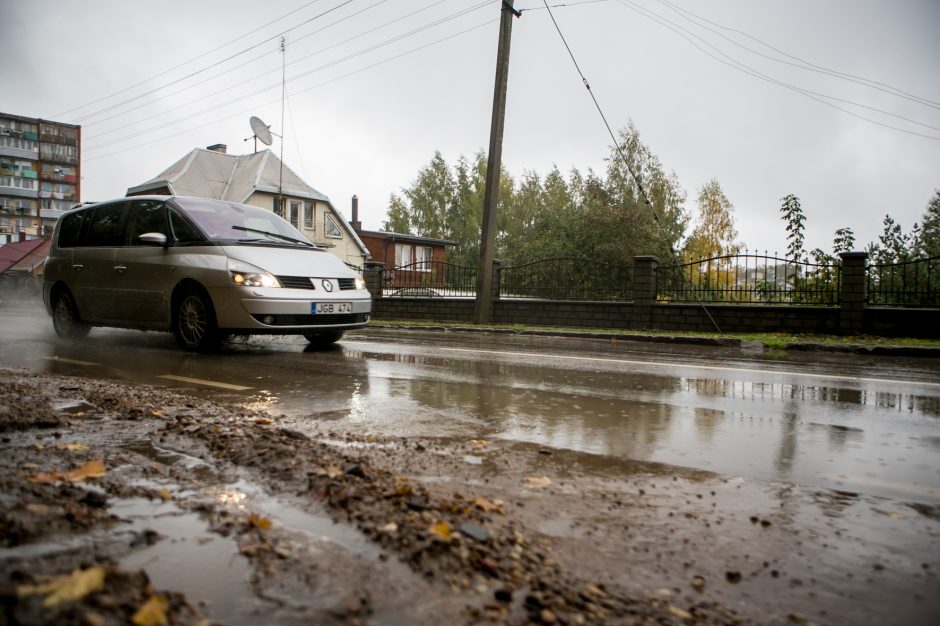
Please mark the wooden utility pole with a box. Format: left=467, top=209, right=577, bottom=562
left=474, top=0, right=520, bottom=324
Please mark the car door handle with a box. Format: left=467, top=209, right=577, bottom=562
left=114, top=265, right=127, bottom=274
left=72, top=264, right=84, bottom=272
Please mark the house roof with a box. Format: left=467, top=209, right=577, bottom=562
left=127, top=148, right=367, bottom=257
left=0, top=238, right=50, bottom=274
left=357, top=230, right=457, bottom=247
left=126, top=148, right=330, bottom=204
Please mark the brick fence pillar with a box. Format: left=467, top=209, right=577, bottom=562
left=633, top=256, right=658, bottom=328
left=364, top=261, right=385, bottom=301
left=839, top=251, right=868, bottom=334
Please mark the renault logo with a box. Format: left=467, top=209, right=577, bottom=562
left=321, top=279, right=334, bottom=292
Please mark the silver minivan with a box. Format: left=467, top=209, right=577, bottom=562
left=43, top=195, right=371, bottom=350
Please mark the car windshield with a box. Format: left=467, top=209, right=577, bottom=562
left=171, top=196, right=315, bottom=246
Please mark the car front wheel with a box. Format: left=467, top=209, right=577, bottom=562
left=173, top=288, right=220, bottom=351
left=52, top=290, right=90, bottom=339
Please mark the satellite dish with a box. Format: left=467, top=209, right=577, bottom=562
left=250, top=116, right=273, bottom=146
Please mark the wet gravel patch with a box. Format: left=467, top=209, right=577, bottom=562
left=1, top=368, right=937, bottom=625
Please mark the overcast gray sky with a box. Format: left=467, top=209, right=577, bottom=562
left=3, top=0, right=938, bottom=255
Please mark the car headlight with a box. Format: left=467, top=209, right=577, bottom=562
left=228, top=259, right=280, bottom=288
left=355, top=276, right=366, bottom=290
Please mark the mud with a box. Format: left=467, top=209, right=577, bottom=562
left=1, top=368, right=937, bottom=625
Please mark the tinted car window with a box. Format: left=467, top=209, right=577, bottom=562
left=169, top=207, right=204, bottom=244
left=57, top=210, right=86, bottom=248
left=84, top=203, right=127, bottom=247
left=125, top=200, right=167, bottom=245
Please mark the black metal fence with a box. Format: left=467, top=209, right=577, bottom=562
left=656, top=253, right=841, bottom=305
left=500, top=257, right=633, bottom=301
left=373, top=253, right=940, bottom=309
left=381, top=260, right=476, bottom=297
left=868, top=256, right=940, bottom=306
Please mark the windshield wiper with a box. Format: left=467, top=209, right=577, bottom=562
left=231, top=225, right=313, bottom=246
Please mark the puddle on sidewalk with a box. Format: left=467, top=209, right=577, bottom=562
left=112, top=496, right=259, bottom=626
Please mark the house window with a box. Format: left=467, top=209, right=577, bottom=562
left=303, top=202, right=314, bottom=229
left=289, top=201, right=301, bottom=228
left=416, top=246, right=432, bottom=271
left=324, top=213, right=342, bottom=239
left=395, top=243, right=413, bottom=267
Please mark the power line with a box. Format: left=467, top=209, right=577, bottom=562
left=615, top=0, right=940, bottom=141
left=655, top=0, right=940, bottom=110
left=84, top=17, right=496, bottom=162
left=539, top=0, right=724, bottom=334
left=53, top=0, right=331, bottom=119
left=83, top=0, right=400, bottom=132
left=67, top=0, right=358, bottom=124
left=83, top=0, right=492, bottom=152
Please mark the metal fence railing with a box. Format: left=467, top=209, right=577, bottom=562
left=381, top=260, right=476, bottom=297
left=867, top=256, right=940, bottom=306
left=500, top=257, right=633, bottom=301
left=657, top=253, right=841, bottom=305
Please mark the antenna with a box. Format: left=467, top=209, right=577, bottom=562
left=249, top=116, right=273, bottom=152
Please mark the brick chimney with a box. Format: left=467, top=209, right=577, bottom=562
left=351, top=195, right=362, bottom=232
left=206, top=143, right=227, bottom=153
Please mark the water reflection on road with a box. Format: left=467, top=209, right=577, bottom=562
left=1, top=307, right=938, bottom=504
left=333, top=337, right=940, bottom=503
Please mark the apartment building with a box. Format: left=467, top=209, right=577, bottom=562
left=0, top=112, right=81, bottom=243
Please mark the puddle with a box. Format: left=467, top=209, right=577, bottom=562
left=214, top=480, right=382, bottom=559
left=123, top=441, right=211, bottom=470
left=112, top=496, right=257, bottom=626
left=52, top=400, right=98, bottom=414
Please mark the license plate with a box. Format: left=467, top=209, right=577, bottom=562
left=312, top=302, right=352, bottom=314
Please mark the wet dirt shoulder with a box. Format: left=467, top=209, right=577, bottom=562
left=2, top=369, right=938, bottom=626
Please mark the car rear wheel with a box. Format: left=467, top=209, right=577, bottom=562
left=173, top=288, right=220, bottom=351
left=51, top=290, right=90, bottom=339
left=303, top=330, right=344, bottom=348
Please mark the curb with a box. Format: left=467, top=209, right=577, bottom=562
left=365, top=324, right=940, bottom=358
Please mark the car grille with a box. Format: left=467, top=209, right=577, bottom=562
left=277, top=276, right=315, bottom=289
left=276, top=276, right=359, bottom=290
left=251, top=313, right=368, bottom=326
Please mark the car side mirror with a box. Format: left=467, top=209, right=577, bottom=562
left=139, top=232, right=168, bottom=247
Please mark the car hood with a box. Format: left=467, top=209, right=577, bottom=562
left=220, top=245, right=355, bottom=277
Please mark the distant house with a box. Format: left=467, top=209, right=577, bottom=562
left=347, top=196, right=454, bottom=266
left=347, top=195, right=456, bottom=292
left=126, top=144, right=368, bottom=267
left=0, top=237, right=51, bottom=294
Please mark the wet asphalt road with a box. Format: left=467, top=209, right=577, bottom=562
left=1, top=302, right=939, bottom=504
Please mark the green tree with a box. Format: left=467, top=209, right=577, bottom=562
left=383, top=194, right=411, bottom=233
left=780, top=194, right=806, bottom=261
left=870, top=214, right=912, bottom=265
left=832, top=227, right=855, bottom=255
left=684, top=179, right=741, bottom=261
left=913, top=189, right=940, bottom=258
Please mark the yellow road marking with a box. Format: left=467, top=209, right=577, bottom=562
left=158, top=375, right=251, bottom=391
left=43, top=356, right=97, bottom=366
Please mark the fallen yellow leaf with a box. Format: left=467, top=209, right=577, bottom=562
left=151, top=410, right=162, bottom=418
left=429, top=521, right=453, bottom=541
left=158, top=488, right=172, bottom=501
left=56, top=443, right=89, bottom=452
left=132, top=594, right=169, bottom=626
left=248, top=513, right=272, bottom=530
left=523, top=476, right=552, bottom=489
left=474, top=497, right=504, bottom=514
left=27, top=459, right=106, bottom=484
left=17, top=565, right=106, bottom=607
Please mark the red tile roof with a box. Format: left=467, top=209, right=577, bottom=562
left=0, top=239, right=50, bottom=274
